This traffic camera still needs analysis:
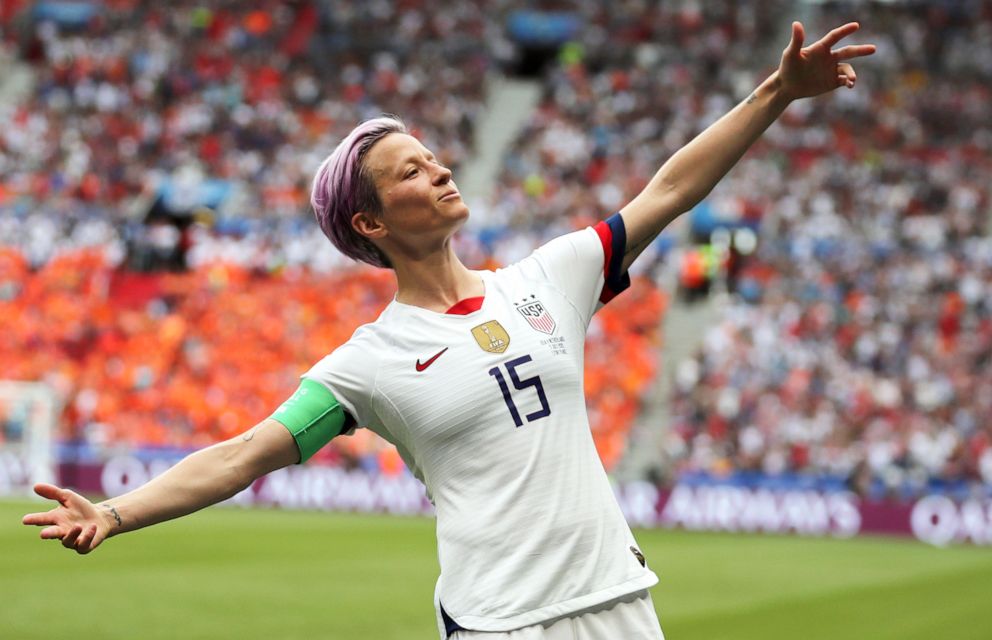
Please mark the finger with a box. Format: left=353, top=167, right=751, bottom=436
left=833, top=44, right=876, bottom=61
left=33, top=483, right=68, bottom=504
left=836, top=70, right=856, bottom=88
left=816, top=22, right=860, bottom=49
left=22, top=510, right=59, bottom=526
left=838, top=63, right=856, bottom=81
left=75, top=524, right=97, bottom=553
left=786, top=21, right=804, bottom=56
left=61, top=525, right=82, bottom=549
left=40, top=525, right=65, bottom=540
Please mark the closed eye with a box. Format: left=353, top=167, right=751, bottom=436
left=404, top=168, right=419, bottom=179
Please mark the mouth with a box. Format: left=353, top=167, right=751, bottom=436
left=439, top=190, right=461, bottom=202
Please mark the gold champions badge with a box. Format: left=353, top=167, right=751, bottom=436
left=471, top=320, right=510, bottom=353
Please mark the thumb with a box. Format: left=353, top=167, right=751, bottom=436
left=786, top=21, right=805, bottom=56
left=33, top=482, right=68, bottom=504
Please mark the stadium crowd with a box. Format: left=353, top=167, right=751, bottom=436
left=0, top=1, right=663, bottom=472
left=1, top=0, right=494, bottom=266
left=0, top=246, right=662, bottom=472
left=3, top=0, right=992, bottom=498
left=658, top=3, right=992, bottom=499
left=476, top=0, right=785, bottom=268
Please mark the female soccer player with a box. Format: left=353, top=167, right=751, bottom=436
left=24, top=22, right=874, bottom=639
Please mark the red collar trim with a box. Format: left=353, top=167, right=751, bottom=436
left=445, top=296, right=485, bottom=315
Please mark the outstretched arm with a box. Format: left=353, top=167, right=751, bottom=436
left=21, top=418, right=299, bottom=554
left=619, top=21, right=876, bottom=270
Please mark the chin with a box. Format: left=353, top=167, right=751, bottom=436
left=442, top=202, right=470, bottom=221
left=447, top=206, right=470, bottom=233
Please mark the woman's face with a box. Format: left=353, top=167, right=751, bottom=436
left=363, top=133, right=469, bottom=244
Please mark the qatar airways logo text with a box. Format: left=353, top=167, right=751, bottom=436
left=910, top=495, right=992, bottom=547
left=655, top=484, right=863, bottom=537
left=91, top=456, right=992, bottom=547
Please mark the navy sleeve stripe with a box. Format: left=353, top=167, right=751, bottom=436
left=598, top=212, right=632, bottom=304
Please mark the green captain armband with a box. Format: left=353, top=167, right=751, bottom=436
left=269, top=379, right=347, bottom=463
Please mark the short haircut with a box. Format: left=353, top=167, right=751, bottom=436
left=310, top=116, right=408, bottom=268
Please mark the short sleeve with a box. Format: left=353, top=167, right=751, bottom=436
left=512, top=212, right=631, bottom=326
left=301, top=330, right=379, bottom=433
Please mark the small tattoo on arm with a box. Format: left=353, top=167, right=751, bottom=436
left=102, top=504, right=122, bottom=528
left=745, top=92, right=758, bottom=105
left=243, top=426, right=259, bottom=442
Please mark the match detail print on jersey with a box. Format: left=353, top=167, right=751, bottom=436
left=515, top=295, right=556, bottom=335
left=416, top=347, right=449, bottom=372
left=471, top=320, right=510, bottom=353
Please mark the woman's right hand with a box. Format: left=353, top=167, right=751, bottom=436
left=22, top=483, right=115, bottom=555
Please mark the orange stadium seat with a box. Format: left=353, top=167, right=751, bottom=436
left=3, top=249, right=664, bottom=472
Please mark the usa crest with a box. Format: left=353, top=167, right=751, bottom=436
left=471, top=320, right=510, bottom=353
left=515, top=296, right=556, bottom=335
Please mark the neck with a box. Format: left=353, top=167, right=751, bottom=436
left=392, top=246, right=484, bottom=312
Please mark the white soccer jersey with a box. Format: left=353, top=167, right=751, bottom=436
left=303, top=214, right=659, bottom=636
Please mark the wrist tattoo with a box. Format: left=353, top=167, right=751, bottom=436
left=745, top=92, right=758, bottom=105
left=102, top=504, right=122, bottom=528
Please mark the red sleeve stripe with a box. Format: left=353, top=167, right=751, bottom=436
left=593, top=213, right=631, bottom=304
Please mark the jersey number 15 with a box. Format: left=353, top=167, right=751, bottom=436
left=488, top=354, right=551, bottom=428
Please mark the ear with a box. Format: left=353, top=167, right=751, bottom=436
left=351, top=211, right=387, bottom=240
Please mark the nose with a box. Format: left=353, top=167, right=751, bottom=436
left=432, top=163, right=452, bottom=185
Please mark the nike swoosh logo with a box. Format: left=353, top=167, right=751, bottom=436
left=415, top=347, right=449, bottom=372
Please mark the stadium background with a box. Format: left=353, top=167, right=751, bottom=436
left=1, top=0, right=991, bottom=638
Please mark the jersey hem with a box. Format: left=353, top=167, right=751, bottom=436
left=437, top=571, right=659, bottom=635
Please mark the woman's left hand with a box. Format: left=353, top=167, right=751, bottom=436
left=777, top=21, right=876, bottom=102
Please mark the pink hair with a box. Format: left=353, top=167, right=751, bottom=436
left=310, top=116, right=408, bottom=268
